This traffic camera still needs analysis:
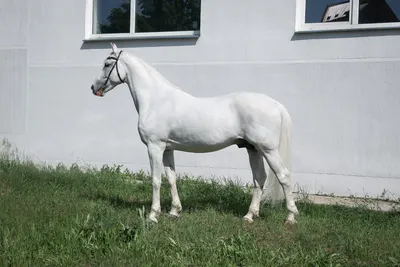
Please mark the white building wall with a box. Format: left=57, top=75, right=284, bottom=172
left=1, top=0, right=400, bottom=199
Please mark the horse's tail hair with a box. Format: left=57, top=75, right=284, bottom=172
left=261, top=102, right=292, bottom=205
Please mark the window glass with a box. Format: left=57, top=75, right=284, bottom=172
left=359, top=0, right=400, bottom=24
left=93, top=0, right=131, bottom=34
left=135, top=0, right=201, bottom=33
left=306, top=0, right=350, bottom=23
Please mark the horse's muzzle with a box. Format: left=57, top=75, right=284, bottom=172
left=91, top=85, right=103, bottom=97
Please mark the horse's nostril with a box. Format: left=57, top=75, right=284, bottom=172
left=91, top=85, right=94, bottom=91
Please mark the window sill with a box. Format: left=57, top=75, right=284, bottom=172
left=83, top=31, right=200, bottom=42
left=295, top=22, right=400, bottom=33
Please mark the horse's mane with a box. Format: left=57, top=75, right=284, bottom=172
left=130, top=53, right=179, bottom=90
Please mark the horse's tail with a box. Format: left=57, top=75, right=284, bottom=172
left=261, top=102, right=292, bottom=204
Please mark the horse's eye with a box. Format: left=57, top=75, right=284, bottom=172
left=104, top=63, right=111, bottom=68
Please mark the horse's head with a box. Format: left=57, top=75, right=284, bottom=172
left=90, top=43, right=127, bottom=97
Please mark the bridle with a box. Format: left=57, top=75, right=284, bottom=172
left=103, top=50, right=125, bottom=88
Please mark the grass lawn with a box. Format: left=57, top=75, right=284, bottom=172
left=1, top=150, right=400, bottom=266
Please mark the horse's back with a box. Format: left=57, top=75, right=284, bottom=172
left=203, top=91, right=283, bottom=130
left=231, top=92, right=281, bottom=119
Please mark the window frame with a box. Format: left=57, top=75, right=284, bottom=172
left=295, top=0, right=400, bottom=33
left=84, top=0, right=201, bottom=41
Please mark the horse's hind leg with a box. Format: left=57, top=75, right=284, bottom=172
left=261, top=148, right=299, bottom=224
left=243, top=148, right=267, bottom=223
left=163, top=150, right=182, bottom=217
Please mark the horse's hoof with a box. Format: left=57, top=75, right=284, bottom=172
left=168, top=210, right=180, bottom=218
left=284, top=219, right=297, bottom=226
left=148, top=214, right=158, bottom=223
left=243, top=215, right=254, bottom=223
left=291, top=207, right=299, bottom=215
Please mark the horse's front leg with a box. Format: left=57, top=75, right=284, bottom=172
left=163, top=150, right=182, bottom=217
left=147, top=143, right=165, bottom=223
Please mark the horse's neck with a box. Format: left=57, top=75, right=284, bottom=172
left=124, top=55, right=157, bottom=89
left=135, top=56, right=175, bottom=88
left=123, top=54, right=171, bottom=114
left=123, top=54, right=193, bottom=116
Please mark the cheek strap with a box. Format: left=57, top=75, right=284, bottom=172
left=103, top=50, right=124, bottom=87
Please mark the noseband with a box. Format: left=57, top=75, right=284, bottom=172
left=103, top=50, right=125, bottom=87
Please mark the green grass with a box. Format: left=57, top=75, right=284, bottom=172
left=1, top=145, right=400, bottom=266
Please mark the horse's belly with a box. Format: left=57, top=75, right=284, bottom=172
left=167, top=127, right=239, bottom=153
left=165, top=98, right=243, bottom=152
left=167, top=140, right=235, bottom=153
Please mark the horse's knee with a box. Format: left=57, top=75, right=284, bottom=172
left=152, top=179, right=161, bottom=190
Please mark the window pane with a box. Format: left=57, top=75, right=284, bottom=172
left=306, top=0, right=350, bottom=23
left=359, top=0, right=400, bottom=24
left=135, top=0, right=201, bottom=33
left=93, top=0, right=131, bottom=34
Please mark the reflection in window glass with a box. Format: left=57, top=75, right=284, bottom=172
left=359, top=0, right=400, bottom=24
left=135, top=0, right=201, bottom=33
left=93, top=0, right=131, bottom=34
left=306, top=0, right=350, bottom=23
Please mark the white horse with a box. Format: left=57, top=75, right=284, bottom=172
left=90, top=43, right=299, bottom=224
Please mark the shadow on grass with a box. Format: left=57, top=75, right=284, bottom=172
left=77, top=173, right=293, bottom=222
left=81, top=180, right=257, bottom=218
left=83, top=192, right=153, bottom=211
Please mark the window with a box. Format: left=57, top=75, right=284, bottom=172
left=296, top=0, right=400, bottom=32
left=85, top=0, right=201, bottom=40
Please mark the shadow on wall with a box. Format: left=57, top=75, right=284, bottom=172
left=291, top=28, right=400, bottom=41
left=80, top=38, right=199, bottom=50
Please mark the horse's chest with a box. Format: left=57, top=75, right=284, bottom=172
left=137, top=119, right=168, bottom=144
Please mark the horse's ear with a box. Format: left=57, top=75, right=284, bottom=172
left=110, top=42, right=119, bottom=54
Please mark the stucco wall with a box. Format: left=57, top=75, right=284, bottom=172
left=1, top=0, right=400, bottom=199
